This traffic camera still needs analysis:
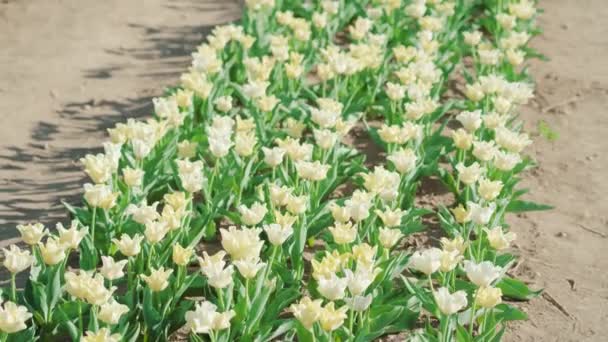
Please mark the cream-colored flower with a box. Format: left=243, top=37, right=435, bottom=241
left=0, top=301, right=32, bottom=333
left=456, top=110, right=482, bottom=132
left=276, top=137, right=313, bottom=161
left=144, top=220, right=170, bottom=244
left=123, top=167, right=144, bottom=188
left=495, top=127, right=532, bottom=153
left=176, top=159, right=204, bottom=193
left=242, top=80, right=269, bottom=99
left=475, top=286, right=503, bottom=308
left=16, top=222, right=48, bottom=245
left=440, top=235, right=468, bottom=255
left=174, top=89, right=193, bottom=108
left=86, top=274, right=116, bottom=305
left=39, top=237, right=66, bottom=265
left=131, top=138, right=153, bottom=160
left=319, top=302, right=348, bottom=332
left=361, top=166, right=400, bottom=201
left=2, top=245, right=34, bottom=274
left=263, top=223, right=293, bottom=246
left=99, top=256, right=128, bottom=281
left=385, top=82, right=406, bottom=101
left=262, top=146, right=285, bottom=167
left=126, top=201, right=160, bottom=225
left=379, top=228, right=404, bottom=249
left=345, top=294, right=372, bottom=312
left=282, top=118, right=306, bottom=138
left=185, top=300, right=235, bottom=334
left=164, top=191, right=188, bottom=214
left=408, top=248, right=442, bottom=275
left=310, top=98, right=342, bottom=128
left=64, top=270, right=92, bottom=300
left=465, top=82, right=485, bottom=102
left=82, top=328, right=122, bottom=342
left=509, top=0, right=536, bottom=20
left=286, top=194, right=308, bottom=215
left=329, top=203, right=351, bottom=223
left=173, top=244, right=194, bottom=266
left=235, top=131, right=257, bottom=157
left=295, top=160, right=330, bottom=181
left=485, top=226, right=517, bottom=250
left=463, top=260, right=502, bottom=287
left=375, top=207, right=405, bottom=227
left=84, top=183, right=118, bottom=210
left=98, top=299, right=129, bottom=325
left=312, top=251, right=349, bottom=280
left=99, top=142, right=121, bottom=172
left=198, top=251, right=235, bottom=289
left=215, top=96, right=233, bottom=113
left=313, top=129, right=338, bottom=150
left=160, top=205, right=183, bottom=231
left=290, top=297, right=323, bottom=330
left=352, top=243, right=377, bottom=267
left=237, top=202, right=267, bottom=226
left=494, top=151, right=521, bottom=171
left=434, top=287, right=468, bottom=315
left=269, top=183, right=291, bottom=207
left=274, top=211, right=297, bottom=229
left=455, top=162, right=485, bottom=185
left=467, top=201, right=496, bottom=225
left=451, top=128, right=473, bottom=150
left=345, top=190, right=373, bottom=222
left=177, top=140, right=198, bottom=159
left=112, top=234, right=144, bottom=257
left=312, top=11, right=327, bottom=28
left=463, top=30, right=482, bottom=46
left=255, top=95, right=279, bottom=112
left=388, top=148, right=417, bottom=174
left=439, top=250, right=463, bottom=272
left=450, top=205, right=471, bottom=224
left=181, top=71, right=212, bottom=99
left=329, top=221, right=357, bottom=245
left=344, top=266, right=378, bottom=296
left=472, top=140, right=498, bottom=162
left=220, top=226, right=264, bottom=260
left=478, top=178, right=504, bottom=201
left=141, top=267, right=173, bottom=292
left=80, top=153, right=113, bottom=184
left=234, top=257, right=266, bottom=279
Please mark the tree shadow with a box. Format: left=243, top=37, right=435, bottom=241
left=0, top=0, right=242, bottom=242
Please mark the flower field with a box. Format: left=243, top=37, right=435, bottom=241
left=0, top=0, right=554, bottom=341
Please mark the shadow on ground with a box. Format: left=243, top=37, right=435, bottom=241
left=0, top=0, right=241, bottom=242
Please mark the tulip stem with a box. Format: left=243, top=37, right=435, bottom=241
left=216, top=287, right=225, bottom=310
left=10, top=273, right=16, bottom=301
left=441, top=315, right=451, bottom=342
left=91, top=207, right=97, bottom=246
left=468, top=298, right=478, bottom=336
left=245, top=278, right=250, bottom=308
left=348, top=309, right=354, bottom=336
left=78, top=301, right=83, bottom=336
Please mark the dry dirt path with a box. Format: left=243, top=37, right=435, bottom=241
left=0, top=0, right=240, bottom=244
left=504, top=0, right=608, bottom=341
left=0, top=0, right=606, bottom=341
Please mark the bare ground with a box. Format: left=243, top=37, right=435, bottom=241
left=0, top=0, right=606, bottom=341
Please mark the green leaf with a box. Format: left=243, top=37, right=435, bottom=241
left=496, top=277, right=542, bottom=300
left=493, top=303, right=528, bottom=321
left=506, top=199, right=553, bottom=213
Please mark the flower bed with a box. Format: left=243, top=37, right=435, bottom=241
left=0, top=0, right=549, bottom=341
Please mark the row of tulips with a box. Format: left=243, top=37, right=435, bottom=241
left=0, top=0, right=548, bottom=341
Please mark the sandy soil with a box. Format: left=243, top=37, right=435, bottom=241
left=0, top=0, right=606, bottom=341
